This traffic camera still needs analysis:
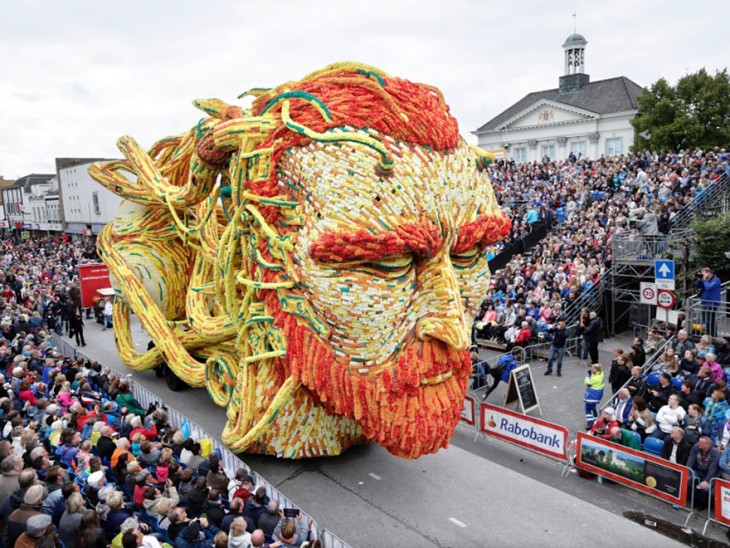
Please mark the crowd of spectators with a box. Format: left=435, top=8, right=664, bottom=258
left=587, top=322, right=730, bottom=510
left=0, top=235, right=321, bottom=547
left=0, top=327, right=320, bottom=547
left=474, top=147, right=730, bottom=350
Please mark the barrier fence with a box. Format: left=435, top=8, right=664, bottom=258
left=705, top=477, right=730, bottom=534
left=49, top=334, right=351, bottom=548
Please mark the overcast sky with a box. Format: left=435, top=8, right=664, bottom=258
left=0, top=0, right=727, bottom=178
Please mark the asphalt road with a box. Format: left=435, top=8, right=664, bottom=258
left=67, top=316, right=703, bottom=547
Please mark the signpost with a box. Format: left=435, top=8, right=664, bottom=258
left=504, top=364, right=542, bottom=416
left=640, top=282, right=657, bottom=305
left=656, top=289, right=676, bottom=310
left=654, top=259, right=675, bottom=290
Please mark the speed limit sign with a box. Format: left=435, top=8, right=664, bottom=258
left=657, top=289, right=676, bottom=309
left=640, top=282, right=657, bottom=305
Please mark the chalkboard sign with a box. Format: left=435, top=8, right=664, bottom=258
left=504, top=364, right=542, bottom=416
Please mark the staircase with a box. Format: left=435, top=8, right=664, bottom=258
left=669, top=171, right=730, bottom=232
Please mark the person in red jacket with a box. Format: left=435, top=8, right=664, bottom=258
left=508, top=321, right=532, bottom=350
left=129, top=415, right=158, bottom=441
left=17, top=379, right=38, bottom=406
left=589, top=407, right=620, bottom=439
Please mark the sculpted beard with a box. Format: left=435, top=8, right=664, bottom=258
left=277, top=307, right=472, bottom=458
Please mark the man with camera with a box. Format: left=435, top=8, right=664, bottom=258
left=698, top=267, right=722, bottom=337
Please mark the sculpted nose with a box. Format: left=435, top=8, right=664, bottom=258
left=414, top=249, right=469, bottom=350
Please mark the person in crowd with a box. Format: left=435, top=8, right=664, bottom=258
left=687, top=435, right=720, bottom=510
left=678, top=380, right=703, bottom=410
left=589, top=407, right=619, bottom=440
left=696, top=335, right=716, bottom=363
left=673, top=329, right=695, bottom=357
left=678, top=349, right=701, bottom=380
left=544, top=319, right=567, bottom=377
left=704, top=389, right=729, bottom=426
left=611, top=388, right=632, bottom=425
left=662, top=427, right=692, bottom=466
left=76, top=509, right=106, bottom=547
left=684, top=403, right=711, bottom=446
left=228, top=516, right=253, bottom=548
left=609, top=427, right=641, bottom=450
left=244, top=487, right=270, bottom=528
left=59, top=491, right=86, bottom=547
left=652, top=394, right=687, bottom=440
left=628, top=396, right=657, bottom=441
left=694, top=365, right=714, bottom=401
left=582, top=312, right=602, bottom=365
left=608, top=354, right=632, bottom=394
left=626, top=366, right=646, bottom=400
left=647, top=373, right=676, bottom=413
left=630, top=341, right=646, bottom=368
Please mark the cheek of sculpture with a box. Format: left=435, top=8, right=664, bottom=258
left=295, top=256, right=416, bottom=367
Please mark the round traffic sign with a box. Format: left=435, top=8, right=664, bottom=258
left=657, top=289, right=676, bottom=309
left=642, top=286, right=656, bottom=302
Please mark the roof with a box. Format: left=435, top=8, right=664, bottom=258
left=476, top=76, right=644, bottom=133
left=563, top=33, right=587, bottom=46
left=7, top=174, right=55, bottom=193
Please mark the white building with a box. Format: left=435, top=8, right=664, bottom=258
left=56, top=158, right=121, bottom=235
left=1, top=174, right=55, bottom=233
left=474, top=33, right=643, bottom=163
left=27, top=177, right=62, bottom=233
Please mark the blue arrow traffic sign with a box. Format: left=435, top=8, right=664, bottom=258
left=655, top=259, right=675, bottom=280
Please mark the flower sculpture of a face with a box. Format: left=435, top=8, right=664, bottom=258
left=92, top=63, right=511, bottom=459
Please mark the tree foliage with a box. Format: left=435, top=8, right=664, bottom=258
left=632, top=68, right=730, bottom=152
left=692, top=213, right=730, bottom=280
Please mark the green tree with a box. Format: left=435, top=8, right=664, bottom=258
left=692, top=213, right=730, bottom=280
left=631, top=68, right=730, bottom=151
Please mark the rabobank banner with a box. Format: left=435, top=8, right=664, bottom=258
left=480, top=403, right=568, bottom=461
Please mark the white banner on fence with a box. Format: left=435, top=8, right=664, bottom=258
left=480, top=403, right=568, bottom=461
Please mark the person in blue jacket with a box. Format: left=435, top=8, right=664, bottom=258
left=482, top=348, right=520, bottom=401
left=700, top=267, right=722, bottom=337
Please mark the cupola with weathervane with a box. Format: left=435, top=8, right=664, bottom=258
left=559, top=32, right=590, bottom=94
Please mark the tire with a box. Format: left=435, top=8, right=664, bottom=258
left=164, top=365, right=187, bottom=392
left=154, top=364, right=165, bottom=378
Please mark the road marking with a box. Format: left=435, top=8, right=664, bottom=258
left=449, top=517, right=467, bottom=528
left=368, top=473, right=382, bottom=481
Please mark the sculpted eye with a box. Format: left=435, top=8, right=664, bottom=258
left=450, top=248, right=482, bottom=270
left=355, top=255, right=413, bottom=278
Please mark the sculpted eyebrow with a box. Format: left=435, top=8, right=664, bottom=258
left=309, top=222, right=442, bottom=263
left=310, top=213, right=512, bottom=263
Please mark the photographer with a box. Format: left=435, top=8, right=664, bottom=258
left=700, top=267, right=722, bottom=337
left=544, top=319, right=567, bottom=376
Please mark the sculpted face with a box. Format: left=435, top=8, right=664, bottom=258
left=93, top=62, right=510, bottom=459
left=274, top=138, right=503, bottom=457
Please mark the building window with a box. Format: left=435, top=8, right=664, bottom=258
left=92, top=192, right=101, bottom=216
left=606, top=137, right=623, bottom=156
left=514, top=147, right=527, bottom=163
left=571, top=141, right=587, bottom=158
left=542, top=145, right=555, bottom=160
